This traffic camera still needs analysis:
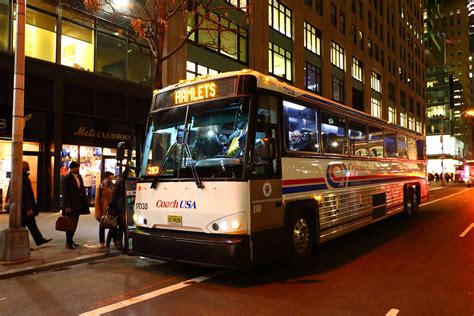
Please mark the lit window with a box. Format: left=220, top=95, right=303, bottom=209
left=61, top=20, right=94, bottom=71
left=330, top=41, right=345, bottom=70
left=191, top=9, right=248, bottom=63
left=371, top=97, right=382, bottom=118
left=226, top=0, right=248, bottom=10
left=352, top=57, right=363, bottom=82
left=186, top=61, right=219, bottom=80
left=371, top=71, right=382, bottom=93
left=408, top=116, right=415, bottom=130
left=13, top=8, right=56, bottom=62
left=269, top=42, right=292, bottom=81
left=304, top=21, right=321, bottom=55
left=388, top=106, right=397, bottom=124
left=268, top=0, right=292, bottom=38
left=400, top=112, right=407, bottom=128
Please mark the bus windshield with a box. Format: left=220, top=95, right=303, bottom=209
left=141, top=96, right=250, bottom=180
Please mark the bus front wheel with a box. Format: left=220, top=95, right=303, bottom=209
left=287, top=210, right=314, bottom=263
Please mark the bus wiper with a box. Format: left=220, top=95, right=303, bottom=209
left=150, top=143, right=179, bottom=189
left=182, top=143, right=204, bottom=189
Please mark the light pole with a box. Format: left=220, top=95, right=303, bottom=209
left=440, top=115, right=446, bottom=186
left=0, top=0, right=30, bottom=262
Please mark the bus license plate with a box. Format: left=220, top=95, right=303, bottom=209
left=167, top=215, right=182, bottom=226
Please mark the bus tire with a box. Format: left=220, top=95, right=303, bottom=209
left=287, top=209, right=314, bottom=264
left=404, top=187, right=418, bottom=217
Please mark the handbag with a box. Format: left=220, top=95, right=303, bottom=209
left=55, top=216, right=78, bottom=232
left=100, top=209, right=118, bottom=229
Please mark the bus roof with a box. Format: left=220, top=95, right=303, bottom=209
left=154, top=69, right=423, bottom=138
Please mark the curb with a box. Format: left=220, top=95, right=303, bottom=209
left=0, top=252, right=120, bottom=280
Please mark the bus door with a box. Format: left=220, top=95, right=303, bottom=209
left=248, top=95, right=284, bottom=263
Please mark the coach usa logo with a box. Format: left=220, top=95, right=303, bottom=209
left=326, top=163, right=349, bottom=189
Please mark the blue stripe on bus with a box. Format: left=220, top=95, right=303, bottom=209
left=282, top=183, right=327, bottom=194
left=282, top=176, right=421, bottom=194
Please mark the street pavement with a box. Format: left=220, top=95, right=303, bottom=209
left=0, top=209, right=121, bottom=279
left=0, top=181, right=464, bottom=279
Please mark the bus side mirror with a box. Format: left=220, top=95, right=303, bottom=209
left=116, top=142, right=126, bottom=162
left=259, top=137, right=276, bottom=160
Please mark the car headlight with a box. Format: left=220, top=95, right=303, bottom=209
left=207, top=212, right=248, bottom=234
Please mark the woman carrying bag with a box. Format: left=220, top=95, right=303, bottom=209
left=94, top=171, right=115, bottom=248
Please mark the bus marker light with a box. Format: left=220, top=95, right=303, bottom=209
left=231, top=220, right=241, bottom=230
left=212, top=223, right=219, bottom=231
left=133, top=214, right=138, bottom=223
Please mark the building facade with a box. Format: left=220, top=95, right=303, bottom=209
left=164, top=0, right=425, bottom=136
left=0, top=0, right=152, bottom=211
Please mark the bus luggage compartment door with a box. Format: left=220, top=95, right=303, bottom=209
left=372, top=192, right=386, bottom=219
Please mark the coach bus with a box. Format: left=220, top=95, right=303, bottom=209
left=131, top=69, right=428, bottom=267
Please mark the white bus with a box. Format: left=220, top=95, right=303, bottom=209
left=132, top=70, right=428, bottom=267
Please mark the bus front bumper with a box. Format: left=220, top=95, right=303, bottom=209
left=132, top=227, right=251, bottom=268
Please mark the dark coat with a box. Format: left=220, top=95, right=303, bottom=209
left=61, top=172, right=90, bottom=216
left=6, top=172, right=39, bottom=217
left=108, top=176, right=125, bottom=217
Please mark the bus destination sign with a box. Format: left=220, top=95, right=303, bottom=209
left=174, top=82, right=216, bottom=105
left=154, top=77, right=238, bottom=110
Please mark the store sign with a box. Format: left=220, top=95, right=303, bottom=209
left=73, top=126, right=132, bottom=141
left=64, top=116, right=134, bottom=147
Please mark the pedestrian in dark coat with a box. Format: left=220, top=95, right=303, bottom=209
left=61, top=161, right=90, bottom=249
left=105, top=168, right=128, bottom=254
left=6, top=161, right=52, bottom=247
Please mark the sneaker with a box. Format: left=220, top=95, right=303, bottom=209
left=99, top=243, right=106, bottom=249
left=105, top=246, right=110, bottom=255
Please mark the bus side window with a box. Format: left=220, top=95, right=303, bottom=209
left=407, top=137, right=417, bottom=160
left=368, top=125, right=384, bottom=157
left=251, top=95, right=280, bottom=176
left=321, top=111, right=347, bottom=155
left=348, top=120, right=368, bottom=156
left=283, top=100, right=319, bottom=153
left=397, top=134, right=408, bottom=159
left=416, top=139, right=425, bottom=160
left=384, top=131, right=397, bottom=158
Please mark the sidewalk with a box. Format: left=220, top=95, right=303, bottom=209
left=428, top=180, right=461, bottom=189
left=0, top=209, right=121, bottom=280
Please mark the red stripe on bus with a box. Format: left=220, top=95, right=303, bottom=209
left=282, top=178, right=326, bottom=185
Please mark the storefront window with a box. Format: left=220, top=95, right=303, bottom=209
left=61, top=20, right=94, bottom=71
left=0, top=0, right=9, bottom=51
left=13, top=7, right=56, bottom=62
left=97, top=32, right=126, bottom=79
left=0, top=140, right=40, bottom=210
left=127, top=43, right=151, bottom=85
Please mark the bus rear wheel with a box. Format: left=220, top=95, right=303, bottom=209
left=287, top=210, right=314, bottom=263
left=404, top=187, right=418, bottom=217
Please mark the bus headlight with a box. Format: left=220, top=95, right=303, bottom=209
left=207, top=212, right=247, bottom=234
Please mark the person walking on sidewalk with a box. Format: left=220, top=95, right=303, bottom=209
left=61, top=161, right=90, bottom=250
left=94, top=171, right=115, bottom=248
left=6, top=161, right=52, bottom=247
